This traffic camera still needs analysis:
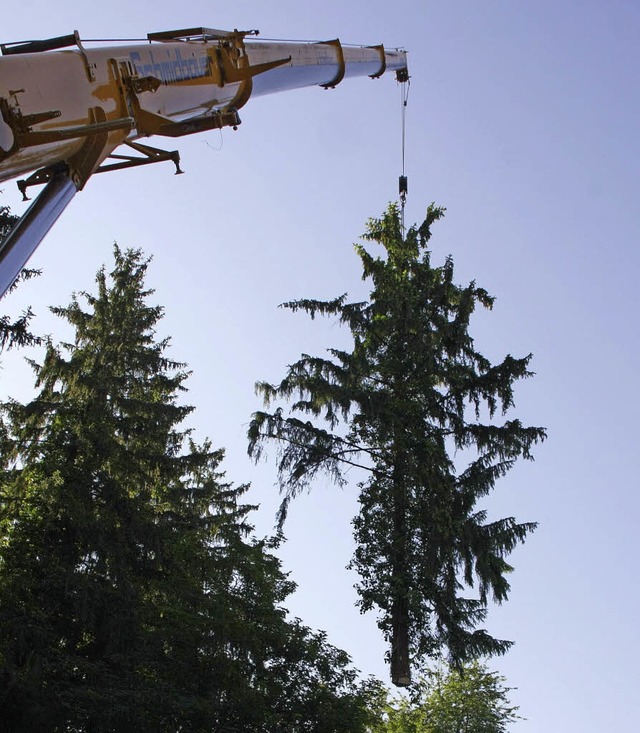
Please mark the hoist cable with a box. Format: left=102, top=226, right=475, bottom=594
left=398, top=77, right=410, bottom=237
left=401, top=81, right=409, bottom=178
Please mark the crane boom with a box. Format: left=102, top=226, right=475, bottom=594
left=0, top=28, right=408, bottom=297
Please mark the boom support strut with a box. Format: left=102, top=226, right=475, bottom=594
left=0, top=171, right=77, bottom=296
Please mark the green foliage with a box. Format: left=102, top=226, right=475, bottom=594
left=0, top=246, right=376, bottom=731
left=249, top=204, right=546, bottom=685
left=0, top=205, right=41, bottom=352
left=0, top=205, right=18, bottom=244
left=373, top=661, right=522, bottom=733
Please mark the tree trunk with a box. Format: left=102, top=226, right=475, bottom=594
left=391, top=593, right=411, bottom=686
left=390, top=455, right=411, bottom=687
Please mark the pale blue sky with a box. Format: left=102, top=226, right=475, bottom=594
left=2, top=2, right=639, bottom=730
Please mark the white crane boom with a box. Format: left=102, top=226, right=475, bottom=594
left=0, top=28, right=408, bottom=296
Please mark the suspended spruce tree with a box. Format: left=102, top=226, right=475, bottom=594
left=0, top=246, right=378, bottom=731
left=249, top=204, right=546, bottom=686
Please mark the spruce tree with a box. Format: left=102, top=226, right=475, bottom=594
left=249, top=204, right=546, bottom=686
left=0, top=246, right=377, bottom=731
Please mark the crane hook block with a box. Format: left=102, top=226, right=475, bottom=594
left=399, top=175, right=408, bottom=196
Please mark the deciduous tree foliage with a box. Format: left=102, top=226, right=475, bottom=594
left=0, top=246, right=378, bottom=731
left=372, top=661, right=521, bottom=733
left=249, top=204, right=545, bottom=686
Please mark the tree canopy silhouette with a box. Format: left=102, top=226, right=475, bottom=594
left=249, top=204, right=545, bottom=685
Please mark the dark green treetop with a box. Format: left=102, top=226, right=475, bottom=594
left=0, top=246, right=378, bottom=731
left=249, top=204, right=546, bottom=686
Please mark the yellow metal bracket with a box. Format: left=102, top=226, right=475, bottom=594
left=65, top=107, right=128, bottom=189
left=0, top=96, right=132, bottom=151
left=15, top=106, right=128, bottom=198
left=368, top=45, right=387, bottom=79
left=133, top=106, right=241, bottom=138
left=218, top=50, right=291, bottom=86
left=215, top=33, right=291, bottom=113
left=97, top=140, right=183, bottom=175
left=320, top=39, right=346, bottom=89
